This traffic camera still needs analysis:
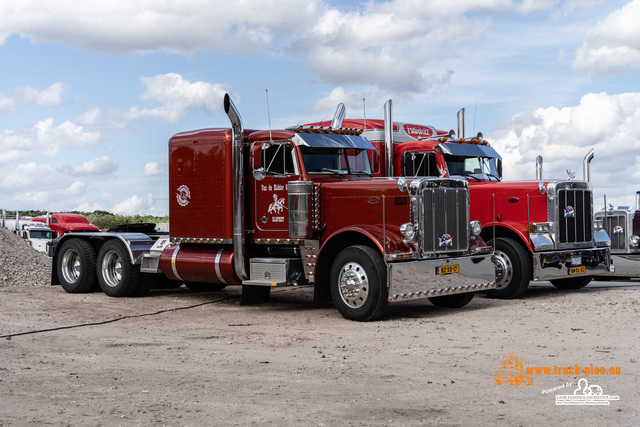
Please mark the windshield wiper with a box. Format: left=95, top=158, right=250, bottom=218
left=349, top=171, right=372, bottom=176
left=462, top=171, right=482, bottom=182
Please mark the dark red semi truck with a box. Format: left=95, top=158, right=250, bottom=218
left=50, top=94, right=496, bottom=321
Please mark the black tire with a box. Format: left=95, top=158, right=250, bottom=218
left=428, top=292, right=475, bottom=308
left=592, top=276, right=614, bottom=281
left=97, top=240, right=141, bottom=297
left=184, top=282, right=227, bottom=292
left=330, top=245, right=388, bottom=321
left=56, top=239, right=97, bottom=293
left=486, top=237, right=531, bottom=299
left=550, top=276, right=592, bottom=289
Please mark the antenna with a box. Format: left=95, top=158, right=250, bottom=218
left=266, top=89, right=273, bottom=141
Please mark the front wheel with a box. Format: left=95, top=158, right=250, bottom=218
left=56, top=239, right=97, bottom=293
left=97, top=240, right=141, bottom=297
left=330, top=245, right=388, bottom=321
left=429, top=293, right=474, bottom=308
left=550, top=276, right=592, bottom=289
left=485, top=237, right=531, bottom=299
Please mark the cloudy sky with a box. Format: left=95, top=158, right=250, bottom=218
left=1, top=0, right=639, bottom=215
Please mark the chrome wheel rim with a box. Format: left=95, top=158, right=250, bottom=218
left=61, top=249, right=81, bottom=284
left=338, top=261, right=369, bottom=308
left=493, top=249, right=513, bottom=289
left=101, top=250, right=122, bottom=288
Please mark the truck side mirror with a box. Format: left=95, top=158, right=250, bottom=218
left=253, top=168, right=266, bottom=181
left=497, top=159, right=503, bottom=180
left=371, top=149, right=380, bottom=174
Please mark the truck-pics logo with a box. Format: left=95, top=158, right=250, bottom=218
left=438, top=233, right=453, bottom=247
left=176, top=185, right=191, bottom=207
left=564, top=205, right=575, bottom=218
left=494, top=353, right=534, bottom=386
left=613, top=225, right=624, bottom=234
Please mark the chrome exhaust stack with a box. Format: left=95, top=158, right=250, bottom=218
left=331, top=103, right=345, bottom=129
left=536, top=155, right=543, bottom=180
left=583, top=148, right=594, bottom=182
left=457, top=108, right=465, bottom=139
left=384, top=99, right=393, bottom=177
left=223, top=93, right=247, bottom=281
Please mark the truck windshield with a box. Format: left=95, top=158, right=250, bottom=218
left=444, top=155, right=501, bottom=181
left=300, top=147, right=372, bottom=176
left=29, top=230, right=52, bottom=239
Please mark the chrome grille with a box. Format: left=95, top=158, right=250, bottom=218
left=421, top=187, right=468, bottom=253
left=602, top=214, right=626, bottom=250
left=557, top=189, right=592, bottom=244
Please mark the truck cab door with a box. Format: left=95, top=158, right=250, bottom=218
left=251, top=141, right=300, bottom=236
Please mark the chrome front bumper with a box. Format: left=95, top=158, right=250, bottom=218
left=532, top=248, right=610, bottom=281
left=387, top=253, right=496, bottom=302
left=594, top=254, right=640, bottom=278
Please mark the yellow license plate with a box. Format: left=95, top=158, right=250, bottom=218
left=569, top=266, right=586, bottom=275
left=437, top=265, right=459, bottom=275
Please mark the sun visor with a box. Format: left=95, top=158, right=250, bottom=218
left=438, top=142, right=501, bottom=158
left=291, top=132, right=374, bottom=150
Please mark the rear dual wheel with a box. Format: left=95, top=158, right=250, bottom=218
left=57, top=239, right=98, bottom=293
left=97, top=240, right=147, bottom=297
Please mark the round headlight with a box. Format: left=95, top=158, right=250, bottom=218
left=470, top=220, right=482, bottom=236
left=397, top=177, right=408, bottom=193
left=630, top=235, right=640, bottom=249
left=400, top=223, right=416, bottom=242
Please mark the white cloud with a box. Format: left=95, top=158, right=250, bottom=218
left=0, top=118, right=102, bottom=163
left=0, top=83, right=67, bottom=114
left=124, top=73, right=228, bottom=123
left=143, top=162, right=165, bottom=177
left=489, top=92, right=640, bottom=206
left=0, top=94, right=17, bottom=113
left=0, top=1, right=595, bottom=95
left=112, top=193, right=155, bottom=215
left=59, top=156, right=119, bottom=176
left=0, top=0, right=321, bottom=55
left=574, top=0, right=640, bottom=77
left=14, top=82, right=67, bottom=107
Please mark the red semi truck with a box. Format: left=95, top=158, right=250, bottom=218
left=594, top=192, right=640, bottom=279
left=31, top=213, right=100, bottom=238
left=51, top=94, right=496, bottom=321
left=305, top=101, right=611, bottom=298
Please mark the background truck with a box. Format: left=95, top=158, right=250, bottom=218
left=1, top=210, right=53, bottom=256
left=51, top=94, right=496, bottom=321
left=304, top=101, right=610, bottom=298
left=31, top=212, right=100, bottom=238
left=593, top=191, right=640, bottom=279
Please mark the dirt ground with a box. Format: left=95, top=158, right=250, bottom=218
left=0, top=280, right=638, bottom=426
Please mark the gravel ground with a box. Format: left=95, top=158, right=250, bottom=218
left=0, top=226, right=51, bottom=287
left=0, top=228, right=638, bottom=426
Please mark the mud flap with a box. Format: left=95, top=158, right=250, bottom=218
left=240, top=285, right=271, bottom=305
left=313, top=283, right=333, bottom=307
